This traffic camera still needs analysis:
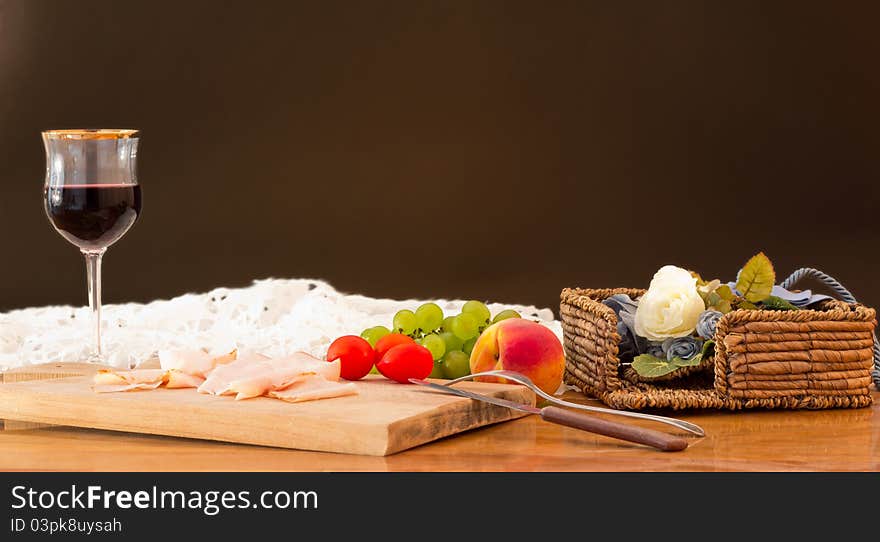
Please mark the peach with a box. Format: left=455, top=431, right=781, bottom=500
left=469, top=318, right=565, bottom=395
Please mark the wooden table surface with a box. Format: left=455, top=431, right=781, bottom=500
left=1, top=386, right=876, bottom=471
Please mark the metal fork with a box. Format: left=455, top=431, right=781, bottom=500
left=445, top=370, right=705, bottom=437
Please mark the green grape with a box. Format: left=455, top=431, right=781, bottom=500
left=462, top=336, right=478, bottom=355
left=428, top=359, right=445, bottom=378
left=360, top=325, right=391, bottom=347
left=442, top=350, right=471, bottom=379
left=369, top=364, right=381, bottom=375
left=415, top=303, right=444, bottom=332
left=441, top=316, right=457, bottom=332
left=492, top=309, right=521, bottom=324
left=438, top=331, right=464, bottom=353
left=419, top=333, right=446, bottom=360
left=450, top=313, right=479, bottom=340
left=462, top=300, right=491, bottom=325
left=393, top=309, right=418, bottom=335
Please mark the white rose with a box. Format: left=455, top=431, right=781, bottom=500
left=634, top=265, right=705, bottom=341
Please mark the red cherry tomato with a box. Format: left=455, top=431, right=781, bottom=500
left=376, top=343, right=434, bottom=383
left=327, top=335, right=376, bottom=381
left=374, top=333, right=415, bottom=361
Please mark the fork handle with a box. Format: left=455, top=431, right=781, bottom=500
left=540, top=406, right=688, bottom=452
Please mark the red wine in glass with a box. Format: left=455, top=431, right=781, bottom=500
left=42, top=129, right=142, bottom=363
left=45, top=184, right=142, bottom=251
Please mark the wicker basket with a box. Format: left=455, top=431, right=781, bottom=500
left=560, top=287, right=877, bottom=410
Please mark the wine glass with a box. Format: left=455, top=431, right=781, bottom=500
left=43, top=129, right=142, bottom=363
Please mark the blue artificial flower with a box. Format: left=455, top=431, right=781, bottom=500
left=696, top=310, right=723, bottom=339
left=615, top=320, right=637, bottom=361
left=603, top=294, right=646, bottom=361
left=662, top=336, right=703, bottom=361
left=603, top=294, right=639, bottom=317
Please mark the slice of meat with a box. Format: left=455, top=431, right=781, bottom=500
left=93, top=381, right=165, bottom=393
left=276, top=351, right=341, bottom=381
left=197, top=353, right=272, bottom=396
left=95, top=368, right=167, bottom=384
left=92, top=347, right=238, bottom=394
left=93, top=371, right=128, bottom=387
left=91, top=350, right=357, bottom=405
left=226, top=353, right=342, bottom=400
left=226, top=363, right=297, bottom=400
left=92, top=368, right=167, bottom=393
left=165, top=370, right=206, bottom=389
left=158, top=348, right=237, bottom=378
left=268, top=376, right=358, bottom=403
left=211, top=349, right=238, bottom=366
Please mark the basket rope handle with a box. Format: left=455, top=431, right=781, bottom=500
left=781, top=267, right=880, bottom=387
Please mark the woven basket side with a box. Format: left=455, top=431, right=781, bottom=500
left=713, top=301, right=877, bottom=404
left=561, top=287, right=646, bottom=307
left=604, top=387, right=872, bottom=410
left=560, top=288, right=645, bottom=396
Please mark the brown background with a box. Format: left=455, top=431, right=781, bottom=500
left=0, top=0, right=878, bottom=315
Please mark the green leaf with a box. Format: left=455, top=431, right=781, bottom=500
left=735, top=252, right=775, bottom=303
left=632, top=354, right=680, bottom=378
left=704, top=291, right=720, bottom=307
left=701, top=340, right=715, bottom=358
left=762, top=295, right=800, bottom=311
left=714, top=299, right=732, bottom=313
left=716, top=284, right=734, bottom=301
left=671, top=352, right=703, bottom=367
left=706, top=291, right=732, bottom=314
left=697, top=279, right=722, bottom=308
left=738, top=300, right=759, bottom=310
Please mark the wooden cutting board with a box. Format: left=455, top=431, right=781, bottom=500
left=0, top=363, right=534, bottom=456
left=0, top=362, right=94, bottom=431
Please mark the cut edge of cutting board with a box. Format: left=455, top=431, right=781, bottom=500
left=1, top=362, right=99, bottom=383
left=0, top=362, right=101, bottom=431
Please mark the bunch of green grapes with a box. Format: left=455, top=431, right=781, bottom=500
left=359, top=301, right=521, bottom=379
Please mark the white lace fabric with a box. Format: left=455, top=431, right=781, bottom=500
left=0, top=278, right=561, bottom=371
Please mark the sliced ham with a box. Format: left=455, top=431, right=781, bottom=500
left=226, top=352, right=341, bottom=400
left=165, top=370, right=206, bottom=389
left=93, top=348, right=359, bottom=405
left=226, top=363, right=302, bottom=400
left=269, top=377, right=358, bottom=403
left=204, top=352, right=342, bottom=400
left=197, top=353, right=272, bottom=396
left=92, top=369, right=167, bottom=393
left=158, top=348, right=237, bottom=378
left=93, top=348, right=234, bottom=393
left=93, top=381, right=165, bottom=393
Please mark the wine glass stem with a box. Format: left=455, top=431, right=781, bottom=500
left=83, top=248, right=106, bottom=361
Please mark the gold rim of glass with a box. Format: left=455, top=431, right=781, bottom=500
left=42, top=129, right=139, bottom=140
